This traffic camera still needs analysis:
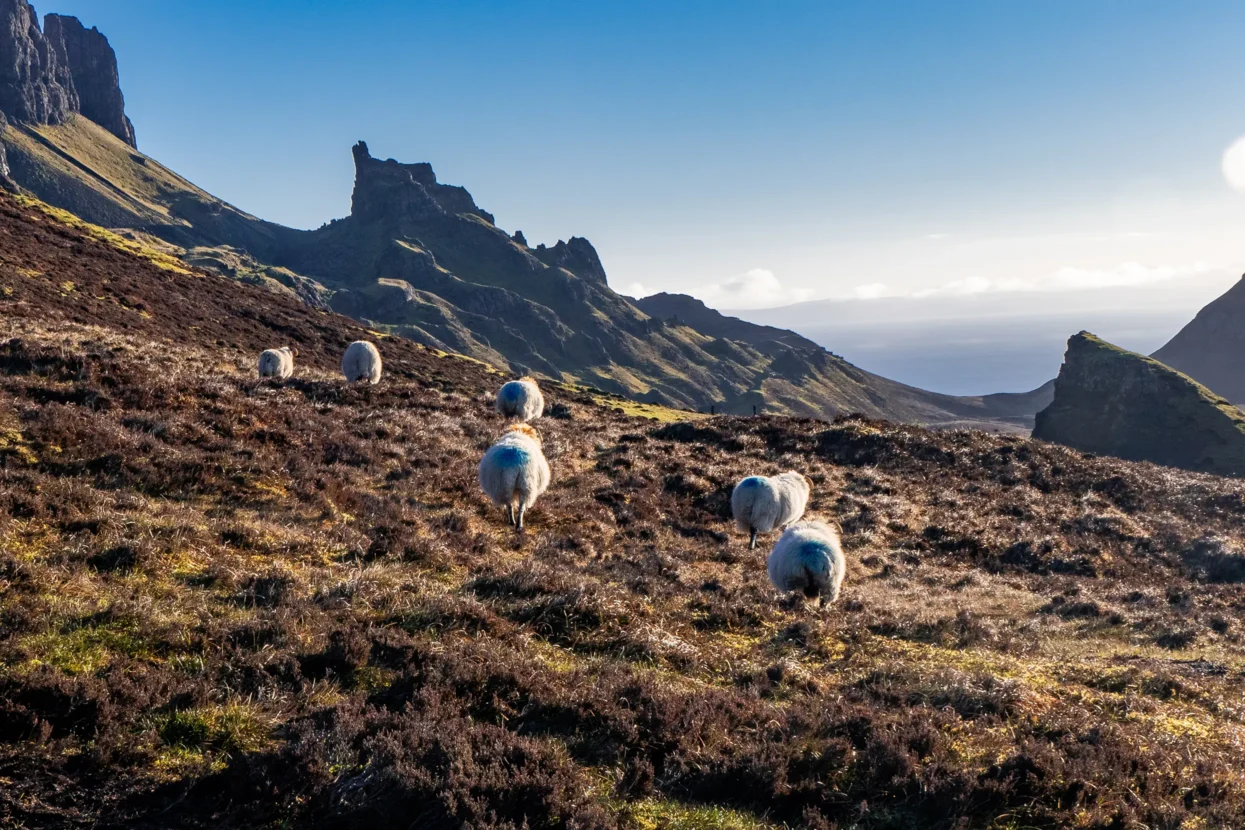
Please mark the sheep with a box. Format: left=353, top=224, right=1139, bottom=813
left=767, top=521, right=846, bottom=608
left=257, top=346, right=295, bottom=379
left=478, top=423, right=551, bottom=530
left=496, top=377, right=544, bottom=421
left=731, top=471, right=812, bottom=549
left=342, top=340, right=382, bottom=385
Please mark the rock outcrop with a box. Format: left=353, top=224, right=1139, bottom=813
left=0, top=0, right=76, bottom=125
left=1034, top=332, right=1245, bottom=476
left=1152, top=274, right=1245, bottom=404
left=0, top=2, right=135, bottom=146
left=349, top=140, right=492, bottom=224
left=533, top=237, right=608, bottom=285
left=44, top=13, right=135, bottom=147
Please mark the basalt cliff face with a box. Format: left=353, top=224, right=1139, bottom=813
left=0, top=1, right=133, bottom=146
left=0, top=4, right=1041, bottom=428
left=1034, top=332, right=1245, bottom=476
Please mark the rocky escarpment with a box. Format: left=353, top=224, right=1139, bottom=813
left=0, top=0, right=76, bottom=125
left=1152, top=274, right=1245, bottom=404
left=1034, top=331, right=1245, bottom=476
left=0, top=1, right=134, bottom=146
left=349, top=141, right=492, bottom=224
left=44, top=13, right=135, bottom=146
left=532, top=237, right=608, bottom=285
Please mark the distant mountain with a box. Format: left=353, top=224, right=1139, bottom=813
left=1034, top=332, right=1245, bottom=476
left=1152, top=275, right=1245, bottom=404
left=0, top=1, right=1038, bottom=429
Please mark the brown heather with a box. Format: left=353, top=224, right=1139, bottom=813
left=2, top=194, right=1245, bottom=828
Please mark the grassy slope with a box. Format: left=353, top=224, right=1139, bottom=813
left=3, top=195, right=1245, bottom=828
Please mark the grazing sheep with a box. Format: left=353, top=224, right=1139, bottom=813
left=731, top=471, right=812, bottom=549
left=258, top=347, right=295, bottom=379
left=342, top=341, right=382, bottom=385
left=478, top=423, right=552, bottom=530
left=496, top=377, right=544, bottom=421
left=767, top=521, right=846, bottom=608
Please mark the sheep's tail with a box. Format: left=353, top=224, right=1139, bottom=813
left=498, top=463, right=523, bottom=507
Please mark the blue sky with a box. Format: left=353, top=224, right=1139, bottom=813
left=44, top=0, right=1245, bottom=316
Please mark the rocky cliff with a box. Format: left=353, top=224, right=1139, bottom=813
left=532, top=237, right=608, bottom=285
left=1034, top=331, right=1245, bottom=476
left=1152, top=274, right=1245, bottom=404
left=0, top=0, right=75, bottom=125
left=44, top=13, right=135, bottom=147
left=0, top=1, right=134, bottom=146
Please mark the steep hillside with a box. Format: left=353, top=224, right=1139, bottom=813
left=1035, top=332, right=1245, bottom=475
left=5, top=193, right=1245, bottom=828
left=1153, top=274, right=1245, bottom=403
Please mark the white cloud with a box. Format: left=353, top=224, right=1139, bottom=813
left=697, top=268, right=814, bottom=310
left=879, top=261, right=1215, bottom=300
left=853, top=282, right=895, bottom=299
left=924, top=233, right=951, bottom=240
left=622, top=282, right=653, bottom=299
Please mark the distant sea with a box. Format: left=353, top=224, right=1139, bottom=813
left=790, top=310, right=1190, bottom=396
left=730, top=286, right=1226, bottom=396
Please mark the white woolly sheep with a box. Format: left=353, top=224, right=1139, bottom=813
left=258, top=346, right=295, bottom=380
left=342, top=340, right=382, bottom=385
left=496, top=377, right=544, bottom=421
left=767, top=521, right=846, bottom=608
left=731, top=471, right=812, bottom=549
left=478, top=423, right=552, bottom=529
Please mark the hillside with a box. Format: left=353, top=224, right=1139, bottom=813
left=0, top=3, right=1043, bottom=430
left=1153, top=274, right=1245, bottom=404
left=5, top=194, right=1245, bottom=827
left=1033, top=332, right=1245, bottom=476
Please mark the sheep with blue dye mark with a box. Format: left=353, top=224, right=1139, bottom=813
left=258, top=347, right=295, bottom=379
left=496, top=377, right=544, bottom=421
left=342, top=340, right=382, bottom=385
left=731, top=472, right=812, bottom=549
left=478, top=423, right=551, bottom=530
left=767, top=521, right=846, bottom=608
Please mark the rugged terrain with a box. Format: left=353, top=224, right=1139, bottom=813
left=5, top=194, right=1245, bottom=828
left=1035, top=332, right=1245, bottom=476
left=0, top=1, right=1045, bottom=429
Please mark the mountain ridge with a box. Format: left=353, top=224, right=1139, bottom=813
left=0, top=0, right=1041, bottom=429
left=1152, top=274, right=1245, bottom=404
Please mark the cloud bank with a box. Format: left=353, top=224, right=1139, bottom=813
left=855, top=261, right=1212, bottom=301
left=696, top=268, right=814, bottom=310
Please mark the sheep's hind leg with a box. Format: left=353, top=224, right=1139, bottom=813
left=516, top=504, right=526, bottom=531
left=749, top=528, right=758, bottom=550
left=505, top=504, right=515, bottom=526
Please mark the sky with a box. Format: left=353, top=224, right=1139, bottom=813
left=43, top=0, right=1245, bottom=389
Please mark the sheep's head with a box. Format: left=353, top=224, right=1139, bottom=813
left=505, top=423, right=542, bottom=445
